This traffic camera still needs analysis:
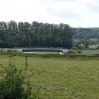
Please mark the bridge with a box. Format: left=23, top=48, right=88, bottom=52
left=14, top=48, right=69, bottom=54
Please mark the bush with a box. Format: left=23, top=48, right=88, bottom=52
left=96, top=46, right=99, bottom=49
left=0, top=57, right=40, bottom=99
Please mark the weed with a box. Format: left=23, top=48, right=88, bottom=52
left=0, top=57, right=40, bottom=99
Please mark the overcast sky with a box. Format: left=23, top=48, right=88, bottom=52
left=0, top=0, right=99, bottom=27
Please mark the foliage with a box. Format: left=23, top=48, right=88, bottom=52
left=73, top=27, right=99, bottom=45
left=0, top=21, right=73, bottom=48
left=96, top=45, right=99, bottom=49
left=73, top=28, right=99, bottom=40
left=0, top=57, right=40, bottom=99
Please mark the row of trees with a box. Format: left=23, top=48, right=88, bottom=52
left=0, top=21, right=73, bottom=48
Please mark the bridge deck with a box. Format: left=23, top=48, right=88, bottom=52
left=22, top=48, right=63, bottom=52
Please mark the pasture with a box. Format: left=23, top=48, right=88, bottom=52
left=80, top=49, right=99, bottom=54
left=0, top=54, right=99, bottom=99
left=71, top=49, right=99, bottom=54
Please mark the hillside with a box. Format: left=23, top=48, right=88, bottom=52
left=73, top=28, right=99, bottom=44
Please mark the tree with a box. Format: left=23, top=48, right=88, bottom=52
left=0, top=21, right=73, bottom=48
left=84, top=41, right=89, bottom=48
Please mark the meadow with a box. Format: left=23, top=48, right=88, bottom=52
left=0, top=53, right=99, bottom=99
left=80, top=49, right=99, bottom=54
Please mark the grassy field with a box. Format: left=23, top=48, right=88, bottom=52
left=71, top=49, right=99, bottom=54
left=80, top=49, right=99, bottom=54
left=0, top=55, right=99, bottom=99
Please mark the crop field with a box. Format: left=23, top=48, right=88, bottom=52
left=0, top=55, right=99, bottom=99
left=89, top=44, right=99, bottom=49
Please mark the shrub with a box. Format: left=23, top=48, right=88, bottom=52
left=0, top=57, right=40, bottom=99
left=96, top=46, right=99, bottom=49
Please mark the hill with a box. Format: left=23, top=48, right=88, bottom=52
left=73, top=28, right=99, bottom=45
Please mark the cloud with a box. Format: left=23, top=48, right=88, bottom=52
left=0, top=0, right=99, bottom=27
left=86, top=0, right=99, bottom=13
left=45, top=3, right=79, bottom=19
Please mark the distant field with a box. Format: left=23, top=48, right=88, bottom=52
left=71, top=49, right=99, bottom=54
left=80, top=49, right=99, bottom=54
left=89, top=38, right=98, bottom=41
left=89, top=44, right=99, bottom=49
left=0, top=55, right=99, bottom=99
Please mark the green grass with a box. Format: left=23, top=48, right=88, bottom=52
left=0, top=55, right=99, bottom=99
left=80, top=49, right=99, bottom=54
left=72, top=49, right=99, bottom=54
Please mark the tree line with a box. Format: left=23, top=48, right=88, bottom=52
left=0, top=21, right=73, bottom=48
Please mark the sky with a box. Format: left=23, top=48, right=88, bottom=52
left=0, top=0, right=99, bottom=27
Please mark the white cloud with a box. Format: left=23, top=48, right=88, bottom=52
left=0, top=0, right=99, bottom=27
